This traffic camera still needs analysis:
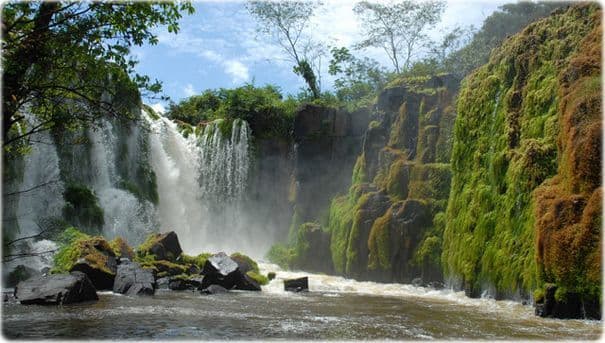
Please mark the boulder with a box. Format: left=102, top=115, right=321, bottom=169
left=200, top=252, right=261, bottom=291
left=284, top=277, right=308, bottom=292
left=113, top=261, right=155, bottom=296
left=200, top=284, right=228, bottom=295
left=71, top=256, right=116, bottom=290
left=169, top=276, right=203, bottom=291
left=138, top=231, right=183, bottom=262
left=267, top=272, right=276, bottom=281
left=200, top=253, right=239, bottom=290
left=156, top=277, right=170, bottom=290
left=230, top=253, right=257, bottom=274
left=234, top=273, right=261, bottom=291
left=63, top=236, right=118, bottom=290
left=15, top=272, right=98, bottom=305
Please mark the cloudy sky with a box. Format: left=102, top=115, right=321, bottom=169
left=133, top=0, right=508, bottom=112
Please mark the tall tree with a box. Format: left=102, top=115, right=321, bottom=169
left=1, top=2, right=194, bottom=152
left=246, top=1, right=324, bottom=99
left=353, top=0, right=446, bottom=73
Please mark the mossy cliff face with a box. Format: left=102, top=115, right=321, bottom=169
left=441, top=4, right=600, bottom=316
left=281, top=74, right=459, bottom=282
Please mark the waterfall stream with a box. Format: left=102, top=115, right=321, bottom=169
left=145, top=113, right=258, bottom=256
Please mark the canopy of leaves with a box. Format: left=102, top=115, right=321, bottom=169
left=328, top=47, right=391, bottom=110
left=353, top=0, right=446, bottom=73
left=443, top=1, right=569, bottom=77
left=166, top=84, right=299, bottom=139
left=2, top=2, right=194, bottom=153
left=246, top=1, right=324, bottom=98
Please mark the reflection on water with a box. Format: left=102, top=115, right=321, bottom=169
left=2, top=263, right=601, bottom=340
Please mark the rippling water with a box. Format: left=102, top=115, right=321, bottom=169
left=2, top=263, right=601, bottom=340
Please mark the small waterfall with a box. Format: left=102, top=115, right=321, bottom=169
left=86, top=117, right=157, bottom=244
left=3, top=113, right=63, bottom=279
left=145, top=113, right=259, bottom=255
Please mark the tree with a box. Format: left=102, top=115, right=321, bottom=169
left=328, top=47, right=389, bottom=109
left=353, top=0, right=446, bottom=73
left=444, top=1, right=569, bottom=77
left=1, top=2, right=194, bottom=153
left=246, top=1, right=324, bottom=99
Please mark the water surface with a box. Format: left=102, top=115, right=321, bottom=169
left=3, top=264, right=601, bottom=340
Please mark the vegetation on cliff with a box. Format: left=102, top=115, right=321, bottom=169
left=441, top=5, right=600, bottom=309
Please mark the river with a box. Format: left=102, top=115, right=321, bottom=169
left=2, top=263, right=601, bottom=340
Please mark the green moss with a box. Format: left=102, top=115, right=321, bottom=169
left=143, top=104, right=161, bottom=120
left=51, top=227, right=115, bottom=275
left=266, top=243, right=296, bottom=269
left=369, top=120, right=381, bottom=129
left=246, top=270, right=269, bottom=285
left=351, top=154, right=367, bottom=185
left=109, top=236, right=134, bottom=259
left=367, top=207, right=392, bottom=270
left=408, top=163, right=451, bottom=200
left=442, top=5, right=598, bottom=298
left=230, top=252, right=260, bottom=273
left=385, top=158, right=410, bottom=200
left=327, top=195, right=354, bottom=274
left=62, top=183, right=104, bottom=235
left=179, top=252, right=212, bottom=269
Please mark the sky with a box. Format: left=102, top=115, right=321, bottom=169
left=133, top=0, right=509, bottom=113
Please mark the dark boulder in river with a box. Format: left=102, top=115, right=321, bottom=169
left=200, top=284, right=229, bottom=295
left=138, top=231, right=183, bottom=262
left=200, top=252, right=261, bottom=291
left=15, top=272, right=98, bottom=305
left=169, top=276, right=204, bottom=291
left=284, top=277, right=308, bottom=292
left=113, top=261, right=155, bottom=296
left=71, top=256, right=116, bottom=290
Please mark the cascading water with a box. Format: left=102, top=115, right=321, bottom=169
left=86, top=117, right=157, bottom=244
left=3, top=113, right=63, bottom=278
left=145, top=113, right=266, bottom=256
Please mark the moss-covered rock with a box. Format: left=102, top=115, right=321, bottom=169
left=51, top=227, right=117, bottom=290
left=441, top=4, right=600, bottom=312
left=136, top=231, right=182, bottom=262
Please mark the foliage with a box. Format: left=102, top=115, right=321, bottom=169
left=166, top=84, right=298, bottom=139
left=328, top=47, right=390, bottom=111
left=266, top=243, right=296, bottom=269
left=62, top=183, right=104, bottom=235
left=353, top=0, right=446, bottom=73
left=246, top=1, right=324, bottom=98
left=443, top=1, right=569, bottom=77
left=2, top=2, right=194, bottom=151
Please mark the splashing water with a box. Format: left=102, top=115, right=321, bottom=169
left=145, top=113, right=257, bottom=255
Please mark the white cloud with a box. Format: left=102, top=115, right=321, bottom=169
left=150, top=102, right=166, bottom=114
left=183, top=83, right=196, bottom=97
left=224, top=60, right=250, bottom=84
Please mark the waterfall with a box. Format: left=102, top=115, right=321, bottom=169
left=86, top=117, right=157, bottom=244
left=3, top=113, right=63, bottom=279
left=145, top=113, right=263, bottom=256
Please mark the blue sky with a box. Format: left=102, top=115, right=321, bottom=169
left=133, top=1, right=508, bottom=113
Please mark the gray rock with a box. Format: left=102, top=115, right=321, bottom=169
left=200, top=284, right=228, bottom=295
left=113, top=261, right=155, bottom=296
left=15, top=272, right=98, bottom=305
left=284, top=277, right=308, bottom=292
